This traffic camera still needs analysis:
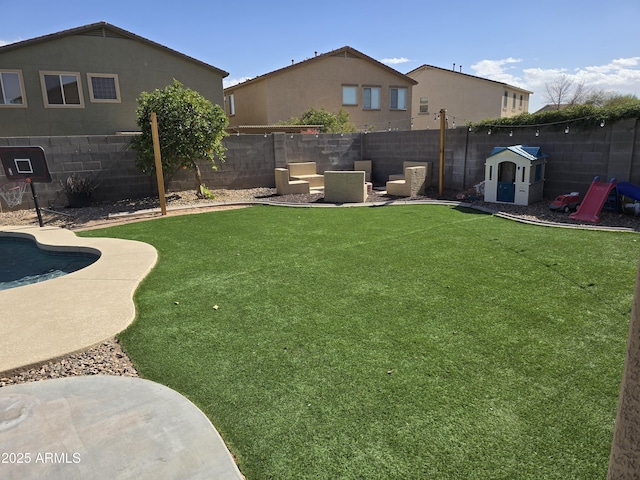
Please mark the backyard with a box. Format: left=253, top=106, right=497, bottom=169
left=79, top=204, right=639, bottom=479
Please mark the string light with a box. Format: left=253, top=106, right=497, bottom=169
left=477, top=114, right=602, bottom=136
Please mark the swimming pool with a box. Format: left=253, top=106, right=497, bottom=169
left=0, top=236, right=99, bottom=290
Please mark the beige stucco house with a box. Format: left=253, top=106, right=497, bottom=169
left=0, top=22, right=228, bottom=136
left=407, top=64, right=532, bottom=130
left=223, top=46, right=418, bottom=133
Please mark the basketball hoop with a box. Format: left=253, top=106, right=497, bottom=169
left=0, top=180, right=28, bottom=211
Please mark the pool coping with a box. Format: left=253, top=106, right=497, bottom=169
left=0, top=225, right=157, bottom=375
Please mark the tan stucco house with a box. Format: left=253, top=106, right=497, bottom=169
left=407, top=64, right=532, bottom=130
left=0, top=22, right=228, bottom=136
left=223, top=46, right=418, bottom=133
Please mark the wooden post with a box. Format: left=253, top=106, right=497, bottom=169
left=439, top=108, right=446, bottom=196
left=608, top=258, right=640, bottom=478
left=150, top=112, right=167, bottom=215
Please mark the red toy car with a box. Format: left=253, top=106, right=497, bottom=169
left=550, top=192, right=581, bottom=213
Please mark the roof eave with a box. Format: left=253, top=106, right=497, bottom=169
left=224, top=45, right=417, bottom=93
left=0, top=21, right=229, bottom=78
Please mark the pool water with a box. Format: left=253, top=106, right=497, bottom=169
left=0, top=237, right=99, bottom=291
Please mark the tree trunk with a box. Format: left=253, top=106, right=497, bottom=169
left=194, top=163, right=203, bottom=197
left=608, top=259, right=640, bottom=478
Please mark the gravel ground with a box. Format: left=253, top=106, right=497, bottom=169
left=2, top=186, right=639, bottom=386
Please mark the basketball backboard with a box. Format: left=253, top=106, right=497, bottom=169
left=0, top=146, right=51, bottom=183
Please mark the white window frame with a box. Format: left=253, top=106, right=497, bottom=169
left=390, top=87, right=407, bottom=110
left=342, top=85, right=357, bottom=106
left=40, top=71, right=85, bottom=108
left=419, top=96, right=429, bottom=114
left=87, top=73, right=121, bottom=103
left=363, top=86, right=380, bottom=110
left=0, top=70, right=27, bottom=107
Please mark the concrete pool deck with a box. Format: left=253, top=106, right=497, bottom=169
left=0, top=225, right=245, bottom=479
left=1, top=376, right=244, bottom=479
left=0, top=225, right=157, bottom=375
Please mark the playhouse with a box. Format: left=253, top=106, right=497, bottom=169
left=483, top=145, right=548, bottom=206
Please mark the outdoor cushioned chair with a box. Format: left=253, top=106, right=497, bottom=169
left=286, top=162, right=324, bottom=188
left=275, top=168, right=310, bottom=195
left=386, top=166, right=427, bottom=197
left=389, top=161, right=432, bottom=183
left=353, top=160, right=372, bottom=182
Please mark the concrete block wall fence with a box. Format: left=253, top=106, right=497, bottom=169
left=1, top=118, right=638, bottom=210
left=0, top=135, right=152, bottom=210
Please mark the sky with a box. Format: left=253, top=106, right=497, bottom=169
left=2, top=0, right=639, bottom=113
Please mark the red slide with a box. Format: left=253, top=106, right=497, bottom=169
left=569, top=176, right=617, bottom=223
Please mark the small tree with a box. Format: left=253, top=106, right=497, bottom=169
left=543, top=74, right=588, bottom=110
left=283, top=107, right=357, bottom=133
left=131, top=80, right=228, bottom=197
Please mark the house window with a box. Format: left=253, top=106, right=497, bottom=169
left=40, top=71, right=84, bottom=107
left=390, top=87, right=406, bottom=110
left=503, top=91, right=508, bottom=108
left=227, top=94, right=235, bottom=116
left=342, top=85, right=357, bottom=106
left=0, top=70, right=26, bottom=106
left=419, top=97, right=429, bottom=114
left=87, top=73, right=120, bottom=103
left=512, top=93, right=516, bottom=109
left=519, top=95, right=524, bottom=108
left=363, top=87, right=380, bottom=110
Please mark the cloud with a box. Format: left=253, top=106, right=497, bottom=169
left=0, top=36, right=21, bottom=46
left=470, top=57, right=523, bottom=81
left=381, top=57, right=410, bottom=66
left=470, top=56, right=640, bottom=110
left=469, top=58, right=535, bottom=93
left=523, top=57, right=640, bottom=104
left=223, top=76, right=252, bottom=88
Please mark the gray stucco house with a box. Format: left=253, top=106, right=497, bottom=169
left=0, top=22, right=228, bottom=136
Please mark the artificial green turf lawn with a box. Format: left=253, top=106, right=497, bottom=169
left=80, top=205, right=640, bottom=479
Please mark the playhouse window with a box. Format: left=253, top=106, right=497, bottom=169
left=489, top=165, right=493, bottom=181
left=521, top=166, right=526, bottom=183
left=535, top=164, right=542, bottom=182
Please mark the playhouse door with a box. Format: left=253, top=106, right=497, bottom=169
left=497, top=161, right=516, bottom=203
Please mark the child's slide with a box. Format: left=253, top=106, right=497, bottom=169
left=569, top=176, right=617, bottom=223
